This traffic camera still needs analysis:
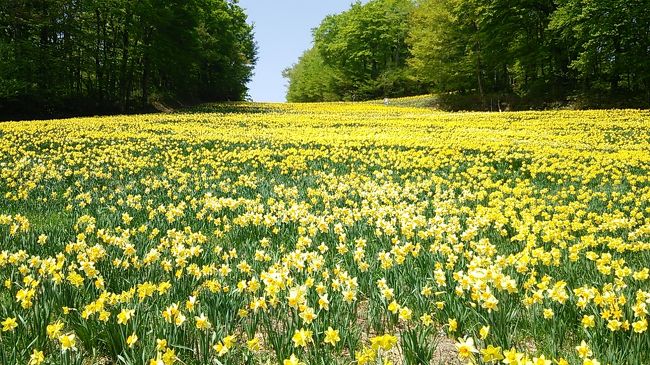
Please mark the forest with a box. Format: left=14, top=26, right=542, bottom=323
left=284, top=0, right=650, bottom=109
left=0, top=0, right=256, bottom=119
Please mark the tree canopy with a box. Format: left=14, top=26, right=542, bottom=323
left=285, top=0, right=650, bottom=107
left=285, top=0, right=424, bottom=102
left=0, top=0, right=256, bottom=118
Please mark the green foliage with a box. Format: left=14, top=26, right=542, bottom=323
left=407, top=0, right=475, bottom=93
left=287, top=0, right=650, bottom=107
left=0, top=0, right=257, bottom=119
left=284, top=0, right=424, bottom=102
left=283, top=48, right=341, bottom=102
left=408, top=0, right=564, bottom=100
left=549, top=0, right=650, bottom=94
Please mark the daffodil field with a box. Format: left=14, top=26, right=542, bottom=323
left=1, top=103, right=649, bottom=365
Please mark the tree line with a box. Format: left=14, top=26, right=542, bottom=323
left=284, top=0, right=650, bottom=108
left=0, top=0, right=256, bottom=119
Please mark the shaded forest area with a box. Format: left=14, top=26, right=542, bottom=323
left=284, top=0, right=650, bottom=110
left=0, top=0, right=256, bottom=120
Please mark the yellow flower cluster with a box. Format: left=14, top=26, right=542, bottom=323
left=0, top=102, right=648, bottom=364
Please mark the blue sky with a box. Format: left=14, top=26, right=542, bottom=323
left=239, top=0, right=359, bottom=102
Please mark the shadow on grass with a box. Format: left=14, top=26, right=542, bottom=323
left=179, top=101, right=281, bottom=115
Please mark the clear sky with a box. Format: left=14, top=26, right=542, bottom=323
left=239, top=0, right=359, bottom=102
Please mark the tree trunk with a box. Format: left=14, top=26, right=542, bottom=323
left=142, top=30, right=151, bottom=106
left=38, top=19, right=49, bottom=93
left=119, top=29, right=130, bottom=109
left=95, top=9, right=103, bottom=102
left=475, top=42, right=485, bottom=107
left=610, top=37, right=622, bottom=93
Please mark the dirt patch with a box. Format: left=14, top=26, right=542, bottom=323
left=432, top=332, right=460, bottom=365
left=152, top=101, right=175, bottom=113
